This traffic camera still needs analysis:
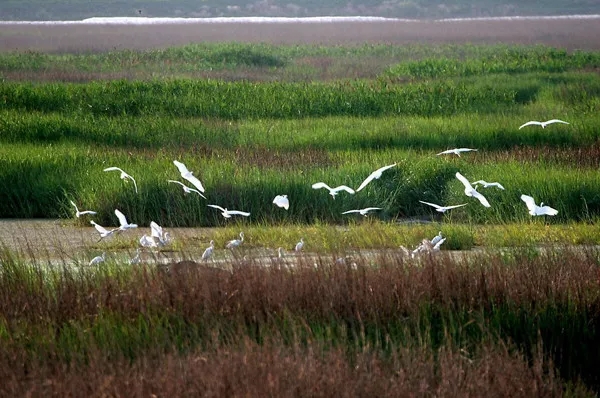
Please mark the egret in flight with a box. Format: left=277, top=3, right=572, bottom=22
left=90, top=221, right=117, bottom=240
left=168, top=180, right=206, bottom=198
left=70, top=200, right=97, bottom=218
left=471, top=180, right=505, bottom=190
left=455, top=172, right=491, bottom=207
left=436, top=148, right=478, bottom=157
left=114, top=209, right=138, bottom=231
left=419, top=200, right=467, bottom=213
left=519, top=119, right=569, bottom=129
left=104, top=167, right=138, bottom=193
left=150, top=221, right=171, bottom=246
left=208, top=205, right=251, bottom=219
left=173, top=160, right=205, bottom=193
left=311, top=182, right=355, bottom=199
left=355, top=163, right=396, bottom=192
left=273, top=195, right=289, bottom=210
left=342, top=207, right=382, bottom=216
left=520, top=194, right=558, bottom=216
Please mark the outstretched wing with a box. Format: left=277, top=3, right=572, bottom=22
left=182, top=174, right=205, bottom=193
left=443, top=204, right=468, bottom=210
left=150, top=221, right=163, bottom=239
left=173, top=160, right=190, bottom=175
left=471, top=190, right=491, bottom=208
left=70, top=200, right=78, bottom=211
left=436, top=149, right=453, bottom=156
left=227, top=210, right=251, bottom=217
left=333, top=185, right=356, bottom=194
left=419, top=200, right=442, bottom=209
left=342, top=210, right=361, bottom=215
left=356, top=174, right=376, bottom=192
left=518, top=121, right=541, bottom=129
left=540, top=205, right=559, bottom=216
left=455, top=172, right=473, bottom=191
left=520, top=194, right=537, bottom=213
left=312, top=182, right=332, bottom=191
left=546, top=119, right=569, bottom=126
left=103, top=166, right=124, bottom=173
left=168, top=179, right=185, bottom=187
left=114, top=209, right=129, bottom=227
left=207, top=204, right=226, bottom=212
left=362, top=207, right=382, bottom=212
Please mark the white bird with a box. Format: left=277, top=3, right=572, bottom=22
left=139, top=234, right=158, bottom=248
left=311, top=182, right=355, bottom=199
left=520, top=194, right=559, bottom=216
left=129, top=248, right=141, bottom=265
left=419, top=200, right=467, bottom=213
left=207, top=204, right=251, bottom=219
left=150, top=221, right=171, bottom=246
left=355, top=163, right=396, bottom=192
left=432, top=237, right=446, bottom=251
left=278, top=247, right=285, bottom=259
left=455, top=172, right=491, bottom=208
left=168, top=180, right=206, bottom=198
left=90, top=221, right=117, bottom=240
left=202, top=240, right=215, bottom=261
left=342, top=207, right=382, bottom=216
left=70, top=200, right=97, bottom=218
left=104, top=166, right=138, bottom=194
left=430, top=231, right=444, bottom=246
left=114, top=209, right=138, bottom=231
left=436, top=148, right=478, bottom=157
left=295, top=238, right=304, bottom=252
left=89, top=252, right=106, bottom=266
left=273, top=195, right=289, bottom=210
left=173, top=160, right=205, bottom=193
left=518, top=119, right=570, bottom=129
left=226, top=232, right=245, bottom=249
left=471, top=180, right=505, bottom=190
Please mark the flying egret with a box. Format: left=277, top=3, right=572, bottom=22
left=295, top=238, right=304, bottom=252
left=311, top=182, right=355, bottom=199
left=471, top=180, right=505, bottom=190
left=419, top=201, right=468, bottom=213
left=455, top=172, right=491, bottom=208
left=226, top=232, right=245, bottom=249
left=168, top=180, right=206, bottom=198
left=436, top=148, right=478, bottom=157
left=129, top=248, right=141, bottom=265
left=104, top=166, right=138, bottom=194
left=150, top=221, right=171, bottom=246
left=430, top=231, right=443, bottom=246
left=208, top=204, right=251, bottom=219
left=202, top=240, right=215, bottom=261
left=273, top=195, right=289, bottom=210
left=70, top=200, right=97, bottom=218
left=139, top=234, right=158, bottom=248
left=90, top=221, right=117, bottom=240
left=173, top=160, right=205, bottom=193
left=520, top=194, right=558, bottom=216
left=89, top=252, right=106, bottom=266
left=355, top=163, right=396, bottom=192
left=114, top=209, right=138, bottom=231
left=518, top=119, right=570, bottom=129
left=342, top=207, right=382, bottom=216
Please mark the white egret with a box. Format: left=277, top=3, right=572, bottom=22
left=202, top=240, right=215, bottom=261
left=436, top=148, right=478, bottom=157
left=168, top=180, right=206, bottom=198
left=89, top=252, right=106, bottom=266
left=90, top=221, right=117, bottom=240
left=273, top=195, right=289, bottom=210
left=455, top=172, right=491, bottom=208
left=278, top=247, right=285, bottom=259
left=139, top=234, right=158, bottom=248
left=355, top=163, right=396, bottom=192
left=430, top=231, right=443, bottom=246
left=226, top=232, right=245, bottom=249
left=519, top=119, right=569, bottom=129
left=150, top=221, right=171, bottom=246
left=104, top=166, right=138, bottom=193
left=341, top=207, right=382, bottom=216
left=114, top=209, right=138, bottom=231
left=432, top=237, right=446, bottom=251
left=520, top=194, right=558, bottom=216
left=173, top=160, right=205, bottom=193
left=311, top=182, right=355, bottom=199
left=129, top=248, right=141, bottom=265
left=295, top=238, right=304, bottom=252
left=70, top=200, right=97, bottom=218
left=207, top=204, right=250, bottom=219
left=472, top=180, right=505, bottom=190
left=419, top=200, right=467, bottom=213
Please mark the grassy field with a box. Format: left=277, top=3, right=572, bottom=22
left=1, top=38, right=600, bottom=394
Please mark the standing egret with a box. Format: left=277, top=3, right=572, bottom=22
left=295, top=238, right=305, bottom=252
left=202, top=240, right=215, bottom=261
left=455, top=172, right=491, bottom=208
left=471, top=180, right=505, bottom=190
left=208, top=204, right=251, bottom=219
left=104, top=166, right=138, bottom=193
left=226, top=232, right=245, bottom=249
left=519, top=119, right=569, bottom=129
left=139, top=234, right=158, bottom=248
left=432, top=237, right=446, bottom=251
left=173, top=160, right=205, bottom=193
left=273, top=195, right=289, bottom=210
left=342, top=207, right=382, bottom=216
left=520, top=194, right=558, bottom=216
left=419, top=200, right=467, bottom=213
left=168, top=180, right=206, bottom=198
left=355, top=163, right=396, bottom=192
left=436, top=148, right=478, bottom=157
left=311, top=182, right=355, bottom=199
left=430, top=231, right=443, bottom=246
left=129, top=248, right=141, bottom=265
left=114, top=209, right=138, bottom=231
left=89, top=252, right=106, bottom=266
left=70, top=200, right=97, bottom=218
left=90, top=221, right=117, bottom=240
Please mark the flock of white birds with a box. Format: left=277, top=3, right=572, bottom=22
left=79, top=119, right=567, bottom=266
